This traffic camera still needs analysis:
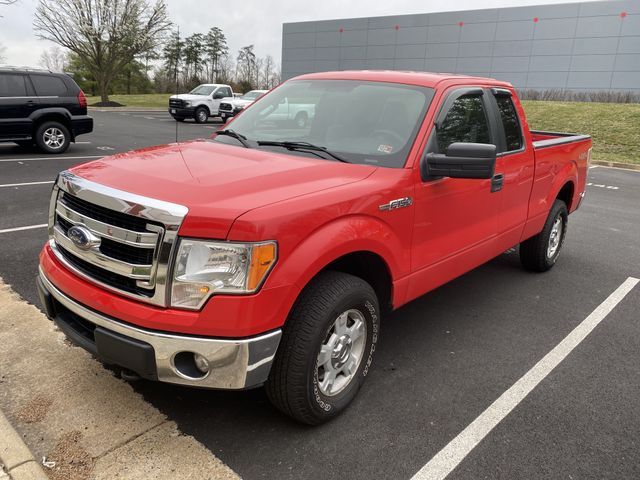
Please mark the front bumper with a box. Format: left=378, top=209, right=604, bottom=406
left=168, top=107, right=196, bottom=118
left=37, top=268, right=282, bottom=389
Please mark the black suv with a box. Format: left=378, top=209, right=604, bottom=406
left=0, top=67, right=93, bottom=154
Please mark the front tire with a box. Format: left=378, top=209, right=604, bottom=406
left=194, top=107, right=209, bottom=124
left=266, top=271, right=380, bottom=425
left=35, top=121, right=70, bottom=154
left=520, top=199, right=568, bottom=272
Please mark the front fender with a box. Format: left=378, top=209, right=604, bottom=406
left=268, top=214, right=408, bottom=303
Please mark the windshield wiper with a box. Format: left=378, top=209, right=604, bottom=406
left=216, top=129, right=251, bottom=148
left=256, top=141, right=349, bottom=163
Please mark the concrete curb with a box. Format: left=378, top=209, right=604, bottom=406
left=592, top=160, right=640, bottom=171
left=0, top=410, right=47, bottom=480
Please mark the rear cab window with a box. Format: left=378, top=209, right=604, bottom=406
left=0, top=74, right=28, bottom=97
left=30, top=75, right=69, bottom=97
left=493, top=92, right=523, bottom=153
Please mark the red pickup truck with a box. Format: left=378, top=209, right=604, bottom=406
left=37, top=71, right=591, bottom=424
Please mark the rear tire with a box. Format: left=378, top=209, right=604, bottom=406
left=194, top=107, right=209, bottom=124
left=266, top=271, right=380, bottom=425
left=520, top=199, right=568, bottom=272
left=35, top=121, right=70, bottom=154
left=173, top=117, right=185, bottom=122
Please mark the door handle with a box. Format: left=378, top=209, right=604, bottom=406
left=491, top=173, right=504, bottom=193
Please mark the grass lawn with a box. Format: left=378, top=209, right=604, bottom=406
left=522, top=100, right=640, bottom=165
left=87, top=93, right=171, bottom=108
left=86, top=94, right=639, bottom=165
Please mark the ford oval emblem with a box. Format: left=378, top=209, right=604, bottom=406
left=67, top=225, right=99, bottom=250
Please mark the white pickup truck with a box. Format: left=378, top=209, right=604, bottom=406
left=218, top=90, right=268, bottom=122
left=168, top=84, right=233, bottom=123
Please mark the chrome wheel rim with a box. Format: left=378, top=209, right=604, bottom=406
left=547, top=215, right=563, bottom=258
left=197, top=110, right=207, bottom=122
left=316, top=309, right=367, bottom=397
left=43, top=128, right=65, bottom=149
left=296, top=116, right=306, bottom=128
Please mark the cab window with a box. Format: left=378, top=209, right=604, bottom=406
left=495, top=96, right=523, bottom=152
left=436, top=94, right=491, bottom=152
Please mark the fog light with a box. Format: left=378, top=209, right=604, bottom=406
left=194, top=353, right=210, bottom=373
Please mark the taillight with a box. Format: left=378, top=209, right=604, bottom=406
left=77, top=90, right=87, bottom=108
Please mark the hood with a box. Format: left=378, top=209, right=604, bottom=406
left=70, top=141, right=376, bottom=239
left=170, top=94, right=207, bottom=102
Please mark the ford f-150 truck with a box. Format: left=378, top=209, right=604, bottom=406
left=37, top=71, right=591, bottom=425
left=169, top=84, right=233, bottom=123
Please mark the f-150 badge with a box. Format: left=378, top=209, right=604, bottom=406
left=379, top=197, right=413, bottom=211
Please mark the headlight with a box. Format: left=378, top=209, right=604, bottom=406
left=171, top=239, right=277, bottom=309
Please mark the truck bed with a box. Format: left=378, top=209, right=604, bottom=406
left=531, top=130, right=592, bottom=149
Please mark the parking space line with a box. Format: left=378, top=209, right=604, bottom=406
left=0, top=224, right=48, bottom=234
left=411, top=276, right=640, bottom=480
left=0, top=180, right=54, bottom=188
left=0, top=155, right=103, bottom=163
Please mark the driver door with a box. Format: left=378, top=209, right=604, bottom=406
left=408, top=87, right=503, bottom=299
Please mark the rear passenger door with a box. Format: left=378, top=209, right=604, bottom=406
left=487, top=88, right=535, bottom=247
left=0, top=73, right=37, bottom=138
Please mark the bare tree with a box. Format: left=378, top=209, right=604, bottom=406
left=39, top=46, right=69, bottom=72
left=260, top=55, right=279, bottom=89
left=34, top=0, right=171, bottom=103
left=0, top=0, right=18, bottom=19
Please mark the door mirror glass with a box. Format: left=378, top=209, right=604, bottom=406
left=423, top=142, right=496, bottom=180
left=213, top=91, right=225, bottom=99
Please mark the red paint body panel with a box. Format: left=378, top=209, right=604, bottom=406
left=41, top=71, right=591, bottom=339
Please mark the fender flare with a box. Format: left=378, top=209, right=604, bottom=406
left=29, top=108, right=75, bottom=140
left=268, top=214, right=406, bottom=303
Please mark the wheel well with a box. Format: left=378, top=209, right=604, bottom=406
left=196, top=104, right=210, bottom=114
left=556, top=181, right=574, bottom=210
left=33, top=114, right=71, bottom=137
left=323, top=251, right=393, bottom=313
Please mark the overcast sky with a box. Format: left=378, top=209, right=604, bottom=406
left=0, top=0, right=594, bottom=69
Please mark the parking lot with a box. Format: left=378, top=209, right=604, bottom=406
left=1, top=109, right=639, bottom=480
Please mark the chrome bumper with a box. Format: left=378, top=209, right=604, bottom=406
left=38, top=269, right=281, bottom=389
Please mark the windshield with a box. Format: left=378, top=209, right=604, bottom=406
left=189, top=85, right=216, bottom=96
left=213, top=80, right=435, bottom=168
left=241, top=91, right=264, bottom=101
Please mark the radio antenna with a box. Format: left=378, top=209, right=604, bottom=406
left=175, top=26, right=180, bottom=144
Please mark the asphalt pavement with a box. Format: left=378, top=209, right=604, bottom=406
left=0, top=110, right=638, bottom=480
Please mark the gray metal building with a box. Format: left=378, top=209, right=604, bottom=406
left=281, top=0, right=640, bottom=92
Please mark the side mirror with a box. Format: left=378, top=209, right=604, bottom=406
left=213, top=92, right=225, bottom=99
left=422, top=142, right=496, bottom=180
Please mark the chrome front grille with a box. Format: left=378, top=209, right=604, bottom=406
left=48, top=171, right=188, bottom=306
left=219, top=102, right=233, bottom=112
